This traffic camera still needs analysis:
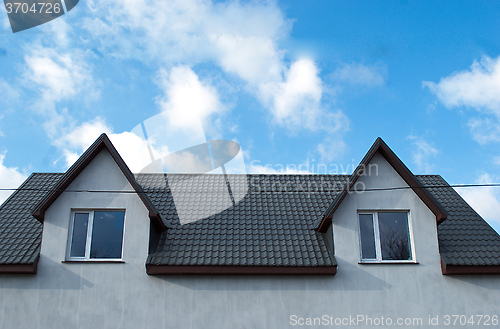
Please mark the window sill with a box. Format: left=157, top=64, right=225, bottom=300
left=62, top=260, right=125, bottom=264
left=358, top=261, right=419, bottom=265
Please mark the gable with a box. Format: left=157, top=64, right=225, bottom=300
left=31, top=134, right=165, bottom=231
left=316, top=138, right=447, bottom=233
left=67, top=148, right=133, bottom=191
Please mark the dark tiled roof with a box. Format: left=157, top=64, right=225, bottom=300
left=0, top=173, right=62, bottom=265
left=418, top=175, right=500, bottom=266
left=139, top=174, right=348, bottom=269
left=1, top=172, right=499, bottom=272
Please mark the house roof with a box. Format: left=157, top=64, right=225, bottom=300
left=418, top=175, right=500, bottom=274
left=316, top=137, right=448, bottom=232
left=0, top=173, right=61, bottom=273
left=31, top=133, right=165, bottom=231
left=1, top=137, right=499, bottom=275
left=140, top=173, right=500, bottom=274
left=139, top=174, right=348, bottom=274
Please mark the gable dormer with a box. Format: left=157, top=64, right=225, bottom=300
left=317, top=137, right=447, bottom=233
left=32, top=134, right=164, bottom=266
left=32, top=134, right=163, bottom=230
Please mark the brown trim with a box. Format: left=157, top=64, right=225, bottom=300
left=0, top=263, right=37, bottom=274
left=359, top=261, right=419, bottom=265
left=317, top=137, right=448, bottom=233
left=31, top=133, right=166, bottom=231
left=146, top=265, right=337, bottom=275
left=62, top=260, right=126, bottom=264
left=441, top=260, right=500, bottom=275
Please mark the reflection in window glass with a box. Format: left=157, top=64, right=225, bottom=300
left=70, top=213, right=89, bottom=258
left=358, top=211, right=412, bottom=262
left=378, top=212, right=411, bottom=260
left=359, top=214, right=376, bottom=259
left=90, top=211, right=125, bottom=259
left=67, top=210, right=125, bottom=260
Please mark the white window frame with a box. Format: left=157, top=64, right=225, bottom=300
left=66, top=209, right=126, bottom=262
left=357, top=210, right=416, bottom=263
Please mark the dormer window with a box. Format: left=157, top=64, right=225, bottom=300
left=358, top=211, right=414, bottom=263
left=67, top=210, right=125, bottom=261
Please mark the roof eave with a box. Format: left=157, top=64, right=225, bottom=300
left=146, top=264, right=337, bottom=275
left=441, top=260, right=500, bottom=275
left=0, top=256, right=39, bottom=274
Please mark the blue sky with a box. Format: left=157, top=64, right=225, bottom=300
left=0, top=0, right=499, bottom=232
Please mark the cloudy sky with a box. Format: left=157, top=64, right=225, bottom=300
left=1, top=0, right=499, bottom=233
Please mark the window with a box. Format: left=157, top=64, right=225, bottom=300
left=67, top=210, right=125, bottom=261
left=358, top=211, right=414, bottom=262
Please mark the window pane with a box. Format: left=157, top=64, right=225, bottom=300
left=90, top=211, right=125, bottom=259
left=70, top=213, right=89, bottom=258
left=359, top=214, right=377, bottom=259
left=378, top=212, right=411, bottom=260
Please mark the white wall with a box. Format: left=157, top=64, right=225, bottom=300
left=0, top=151, right=499, bottom=329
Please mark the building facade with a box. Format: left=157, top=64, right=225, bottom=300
left=0, top=135, right=499, bottom=329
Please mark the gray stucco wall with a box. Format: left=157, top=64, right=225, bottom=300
left=0, top=151, right=499, bottom=329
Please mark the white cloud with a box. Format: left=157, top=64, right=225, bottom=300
left=0, top=78, right=20, bottom=105
left=23, top=47, right=96, bottom=108
left=317, top=136, right=348, bottom=163
left=494, top=156, right=500, bottom=165
left=210, top=34, right=284, bottom=85
left=56, top=118, right=111, bottom=152
left=157, top=66, right=224, bottom=131
left=12, top=0, right=348, bottom=169
left=22, top=46, right=98, bottom=139
left=458, top=173, right=500, bottom=228
left=423, top=56, right=500, bottom=144
left=423, top=56, right=500, bottom=114
left=53, top=118, right=112, bottom=167
left=82, top=0, right=347, bottom=140
left=407, top=135, right=439, bottom=173
left=83, top=0, right=288, bottom=68
left=263, top=59, right=321, bottom=128
left=333, top=63, right=386, bottom=87
left=0, top=152, right=27, bottom=204
left=110, top=132, right=167, bottom=173
left=43, top=16, right=72, bottom=47
left=33, top=62, right=223, bottom=172
left=468, top=117, right=500, bottom=144
left=260, top=58, right=349, bottom=137
left=54, top=117, right=169, bottom=172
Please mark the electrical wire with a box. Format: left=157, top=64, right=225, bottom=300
left=0, top=183, right=499, bottom=194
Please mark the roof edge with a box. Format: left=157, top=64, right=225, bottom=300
left=0, top=256, right=38, bottom=274
left=31, top=133, right=166, bottom=231
left=317, top=137, right=448, bottom=233
left=146, top=265, right=337, bottom=275
left=441, top=260, right=500, bottom=275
